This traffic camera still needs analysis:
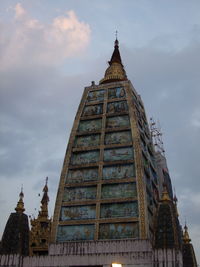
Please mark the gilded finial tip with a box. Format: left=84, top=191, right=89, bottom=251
left=161, top=183, right=171, bottom=201
left=115, top=30, right=119, bottom=46
left=19, top=185, right=24, bottom=198
left=183, top=222, right=191, bottom=243
left=15, top=186, right=25, bottom=213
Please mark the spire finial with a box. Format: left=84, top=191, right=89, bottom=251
left=183, top=222, right=191, bottom=244
left=173, top=187, right=178, bottom=203
left=115, top=30, right=119, bottom=47
left=45, top=176, right=48, bottom=187
left=99, top=32, right=127, bottom=84
left=39, top=177, right=49, bottom=218
left=173, top=189, right=179, bottom=217
left=15, top=186, right=25, bottom=213
left=161, top=183, right=171, bottom=201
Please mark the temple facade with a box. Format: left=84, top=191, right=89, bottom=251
left=52, top=39, right=159, bottom=243
left=0, top=39, right=197, bottom=267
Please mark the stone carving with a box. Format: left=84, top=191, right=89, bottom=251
left=82, top=104, right=103, bottom=117
left=107, top=101, right=128, bottom=114
left=99, top=222, right=139, bottom=239
left=105, top=131, right=132, bottom=145
left=61, top=205, right=96, bottom=220
left=57, top=224, right=95, bottom=241
left=63, top=186, right=97, bottom=201
left=106, top=115, right=130, bottom=128
left=101, top=183, right=137, bottom=199
left=103, top=164, right=135, bottom=180
left=104, top=147, right=133, bottom=162
left=100, top=202, right=138, bottom=218
left=87, top=90, right=105, bottom=102
left=108, top=87, right=125, bottom=99
left=74, top=134, right=100, bottom=147
left=66, top=168, right=98, bottom=183
left=78, top=119, right=102, bottom=132
left=70, top=151, right=100, bottom=165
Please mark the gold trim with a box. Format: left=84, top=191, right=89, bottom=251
left=126, top=82, right=148, bottom=239
left=51, top=88, right=89, bottom=242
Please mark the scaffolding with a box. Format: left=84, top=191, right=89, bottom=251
left=150, top=117, right=165, bottom=155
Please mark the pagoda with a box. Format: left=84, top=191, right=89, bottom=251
left=29, top=178, right=51, bottom=256
left=51, top=38, right=159, bottom=242
left=0, top=38, right=197, bottom=267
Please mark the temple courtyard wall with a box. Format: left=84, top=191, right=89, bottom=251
left=0, top=239, right=183, bottom=267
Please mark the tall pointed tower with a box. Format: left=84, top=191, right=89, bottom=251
left=51, top=39, right=159, bottom=242
left=0, top=189, right=29, bottom=256
left=30, top=178, right=51, bottom=256
left=182, top=224, right=198, bottom=267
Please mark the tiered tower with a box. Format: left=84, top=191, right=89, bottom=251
left=29, top=178, right=51, bottom=256
left=51, top=39, right=159, bottom=243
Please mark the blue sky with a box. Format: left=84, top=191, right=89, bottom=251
left=0, top=0, right=200, bottom=262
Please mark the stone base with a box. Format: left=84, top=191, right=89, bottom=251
left=0, top=239, right=183, bottom=267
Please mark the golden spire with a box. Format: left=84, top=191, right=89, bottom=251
left=161, top=184, right=171, bottom=201
left=29, top=177, right=51, bottom=256
left=39, top=177, right=49, bottom=218
left=15, top=187, right=25, bottom=213
left=99, top=37, right=127, bottom=84
left=183, top=223, right=191, bottom=244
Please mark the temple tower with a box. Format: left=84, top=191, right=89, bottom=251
left=0, top=189, right=29, bottom=256
left=182, top=224, right=197, bottom=267
left=51, top=39, right=159, bottom=243
left=29, top=178, right=51, bottom=256
left=0, top=39, right=198, bottom=267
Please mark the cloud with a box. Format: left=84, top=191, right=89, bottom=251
left=14, top=3, right=26, bottom=19
left=0, top=3, right=91, bottom=238
left=52, top=11, right=90, bottom=54
left=0, top=4, right=91, bottom=70
left=191, top=109, right=200, bottom=128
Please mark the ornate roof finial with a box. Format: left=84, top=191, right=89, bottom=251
left=15, top=186, right=25, bottom=213
left=183, top=222, right=191, bottom=244
left=173, top=187, right=177, bottom=201
left=115, top=30, right=118, bottom=39
left=43, top=176, right=48, bottom=193
left=99, top=35, right=127, bottom=84
left=173, top=188, right=179, bottom=216
left=115, top=30, right=119, bottom=46
left=39, top=177, right=49, bottom=218
left=173, top=194, right=178, bottom=203
left=161, top=183, right=171, bottom=201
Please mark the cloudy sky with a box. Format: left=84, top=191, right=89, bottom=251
left=0, top=0, right=200, bottom=262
